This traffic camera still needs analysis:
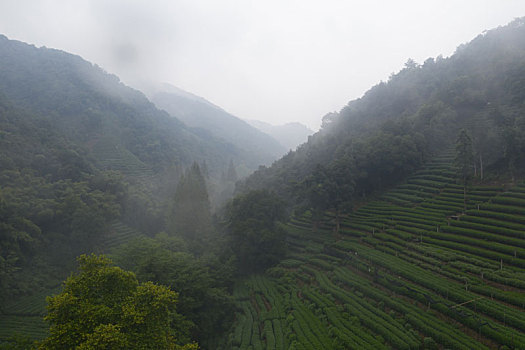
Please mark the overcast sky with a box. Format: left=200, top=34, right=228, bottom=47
left=0, top=1, right=524, bottom=129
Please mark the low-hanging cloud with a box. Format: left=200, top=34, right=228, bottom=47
left=0, top=0, right=524, bottom=129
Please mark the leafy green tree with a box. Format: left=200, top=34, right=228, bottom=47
left=39, top=254, right=197, bottom=350
left=502, top=117, right=525, bottom=180
left=455, top=129, right=474, bottom=210
left=226, top=190, right=287, bottom=274
left=0, top=190, right=41, bottom=297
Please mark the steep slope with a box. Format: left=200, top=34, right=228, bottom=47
left=224, top=17, right=525, bottom=350
left=147, top=83, right=287, bottom=167
left=239, top=18, right=525, bottom=207
left=0, top=35, right=251, bottom=177
left=246, top=120, right=314, bottom=151
left=0, top=33, right=283, bottom=232
left=225, top=154, right=525, bottom=349
left=0, top=34, right=264, bottom=311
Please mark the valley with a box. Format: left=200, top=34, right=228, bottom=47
left=1, top=15, right=525, bottom=350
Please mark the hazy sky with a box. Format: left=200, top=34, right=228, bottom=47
left=0, top=1, right=524, bottom=129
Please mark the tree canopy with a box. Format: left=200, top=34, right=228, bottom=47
left=226, top=190, right=287, bottom=274
left=112, top=235, right=235, bottom=347
left=39, top=254, right=197, bottom=350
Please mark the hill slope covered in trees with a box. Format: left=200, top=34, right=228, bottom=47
left=239, top=18, right=525, bottom=212
left=226, top=153, right=525, bottom=349
left=2, top=17, right=525, bottom=350
left=0, top=33, right=277, bottom=331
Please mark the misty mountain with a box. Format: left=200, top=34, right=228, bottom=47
left=246, top=119, right=314, bottom=151
left=146, top=83, right=287, bottom=166
left=3, top=15, right=525, bottom=350
left=0, top=34, right=263, bottom=346
left=0, top=35, right=242, bottom=176
left=0, top=34, right=291, bottom=209
left=239, top=18, right=525, bottom=204
left=0, top=33, right=288, bottom=287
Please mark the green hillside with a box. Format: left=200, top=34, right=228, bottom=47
left=2, top=15, right=525, bottom=350
left=225, top=18, right=525, bottom=349
left=0, top=33, right=259, bottom=342
left=239, top=18, right=525, bottom=203
left=224, top=154, right=525, bottom=349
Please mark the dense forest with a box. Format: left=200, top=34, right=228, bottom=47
left=1, top=17, right=525, bottom=350
left=0, top=33, right=285, bottom=348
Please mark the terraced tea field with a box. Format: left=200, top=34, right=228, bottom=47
left=91, top=136, right=155, bottom=179
left=0, top=221, right=144, bottom=343
left=0, top=287, right=61, bottom=342
left=224, top=154, right=525, bottom=349
left=101, top=220, right=144, bottom=252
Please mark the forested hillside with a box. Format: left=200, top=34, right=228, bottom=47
left=239, top=18, right=525, bottom=211
left=226, top=154, right=525, bottom=349
left=0, top=34, right=275, bottom=348
left=2, top=16, right=525, bottom=350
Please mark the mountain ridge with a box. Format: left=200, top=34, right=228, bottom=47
left=239, top=17, right=525, bottom=207
left=145, top=82, right=287, bottom=167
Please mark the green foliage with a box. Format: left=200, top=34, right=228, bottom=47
left=227, top=190, right=288, bottom=274
left=111, top=236, right=235, bottom=346
left=38, top=254, right=195, bottom=349
left=0, top=31, right=293, bottom=317
left=0, top=171, right=122, bottom=301
left=228, top=150, right=525, bottom=349
left=301, top=164, right=333, bottom=222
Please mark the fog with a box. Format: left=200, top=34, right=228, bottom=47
left=0, top=0, right=523, bottom=129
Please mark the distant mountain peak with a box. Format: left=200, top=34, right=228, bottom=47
left=143, top=81, right=287, bottom=166
left=246, top=120, right=314, bottom=151
left=130, top=80, right=222, bottom=111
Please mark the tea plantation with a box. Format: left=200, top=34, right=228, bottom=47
left=224, top=153, right=525, bottom=349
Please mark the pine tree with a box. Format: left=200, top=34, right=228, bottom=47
left=168, top=162, right=212, bottom=252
